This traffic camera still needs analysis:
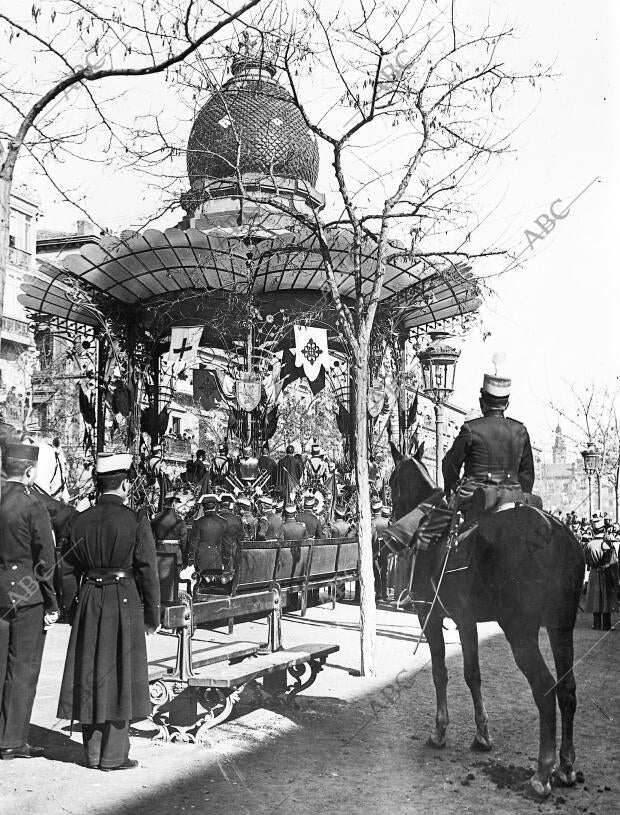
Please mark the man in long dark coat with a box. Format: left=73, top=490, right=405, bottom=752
left=151, top=491, right=189, bottom=569
left=190, top=494, right=229, bottom=576
left=0, top=443, right=59, bottom=760
left=57, top=452, right=160, bottom=771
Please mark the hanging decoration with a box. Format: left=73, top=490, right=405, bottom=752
left=167, top=325, right=204, bottom=368
left=193, top=369, right=223, bottom=411
left=235, top=372, right=262, bottom=412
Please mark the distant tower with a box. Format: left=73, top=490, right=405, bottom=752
left=552, top=422, right=567, bottom=464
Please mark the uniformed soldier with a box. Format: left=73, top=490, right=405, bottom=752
left=237, top=495, right=257, bottom=540
left=442, top=373, right=535, bottom=506
left=217, top=494, right=244, bottom=576
left=330, top=504, right=353, bottom=538
left=0, top=443, right=59, bottom=760
left=297, top=494, right=323, bottom=539
left=371, top=498, right=390, bottom=602
left=257, top=445, right=277, bottom=491
left=282, top=504, right=308, bottom=542
left=304, top=442, right=327, bottom=491
left=193, top=449, right=208, bottom=485
left=151, top=491, right=189, bottom=568
left=57, top=452, right=160, bottom=771
left=190, top=495, right=230, bottom=581
left=266, top=497, right=285, bottom=541
left=256, top=495, right=276, bottom=541
left=209, top=444, right=231, bottom=490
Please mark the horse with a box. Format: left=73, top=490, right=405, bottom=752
left=388, top=442, right=585, bottom=798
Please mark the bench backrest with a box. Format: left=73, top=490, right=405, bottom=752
left=233, top=540, right=280, bottom=593
left=307, top=538, right=340, bottom=578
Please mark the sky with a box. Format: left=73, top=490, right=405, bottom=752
left=6, top=0, right=619, bottom=459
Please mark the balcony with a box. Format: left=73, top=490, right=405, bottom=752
left=8, top=246, right=31, bottom=270
left=1, top=316, right=33, bottom=346
left=163, top=435, right=192, bottom=459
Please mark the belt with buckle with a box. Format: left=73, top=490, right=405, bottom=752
left=86, top=568, right=134, bottom=584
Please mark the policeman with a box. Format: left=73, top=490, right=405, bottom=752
left=57, top=452, right=160, bottom=771
left=190, top=495, right=229, bottom=581
left=442, top=373, right=535, bottom=507
left=0, top=443, right=58, bottom=760
left=217, top=494, right=244, bottom=576
left=297, top=494, right=323, bottom=539
left=209, top=444, right=231, bottom=490
left=151, top=491, right=189, bottom=569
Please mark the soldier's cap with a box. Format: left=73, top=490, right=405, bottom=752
left=151, top=444, right=162, bottom=453
left=381, top=505, right=392, bottom=517
left=164, top=491, right=181, bottom=501
left=334, top=504, right=347, bottom=517
left=591, top=517, right=605, bottom=533
left=219, top=493, right=235, bottom=505
left=5, top=442, right=39, bottom=463
left=96, top=452, right=132, bottom=474
left=199, top=492, right=219, bottom=505
left=218, top=444, right=227, bottom=454
left=284, top=503, right=297, bottom=516
left=371, top=499, right=384, bottom=512
left=311, top=443, right=320, bottom=454
left=481, top=373, right=511, bottom=398
left=236, top=495, right=251, bottom=508
left=286, top=444, right=295, bottom=454
left=303, top=495, right=317, bottom=508
left=275, top=498, right=284, bottom=510
left=258, top=495, right=273, bottom=507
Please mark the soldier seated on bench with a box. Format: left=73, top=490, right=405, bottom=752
left=151, top=491, right=189, bottom=568
left=189, top=494, right=232, bottom=589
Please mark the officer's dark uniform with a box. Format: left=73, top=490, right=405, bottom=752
left=264, top=510, right=284, bottom=541
left=57, top=476, right=160, bottom=769
left=442, top=411, right=535, bottom=499
left=0, top=472, right=58, bottom=752
left=218, top=504, right=244, bottom=573
left=151, top=505, right=189, bottom=567
left=190, top=505, right=229, bottom=573
left=372, top=510, right=390, bottom=601
left=297, top=506, right=323, bottom=539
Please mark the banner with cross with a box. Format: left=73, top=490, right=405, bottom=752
left=293, top=324, right=330, bottom=383
left=167, top=325, right=204, bottom=368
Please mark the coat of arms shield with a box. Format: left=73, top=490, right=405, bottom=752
left=367, top=385, right=385, bottom=418
left=236, top=374, right=262, bottom=412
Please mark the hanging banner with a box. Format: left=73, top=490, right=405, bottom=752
left=236, top=372, right=262, bottom=412
left=167, top=325, right=204, bottom=367
left=293, top=325, right=330, bottom=382
left=193, top=369, right=223, bottom=411
left=367, top=385, right=385, bottom=418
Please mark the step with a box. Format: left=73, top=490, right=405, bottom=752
left=148, top=640, right=260, bottom=682
left=186, top=643, right=339, bottom=688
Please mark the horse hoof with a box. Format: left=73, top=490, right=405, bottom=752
left=528, top=776, right=552, bottom=799
left=470, top=735, right=493, bottom=752
left=425, top=736, right=446, bottom=750
left=554, top=767, right=577, bottom=787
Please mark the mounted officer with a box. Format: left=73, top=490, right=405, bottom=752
left=209, top=444, right=231, bottom=490
left=442, top=373, right=535, bottom=513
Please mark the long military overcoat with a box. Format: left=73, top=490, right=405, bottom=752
left=57, top=494, right=160, bottom=723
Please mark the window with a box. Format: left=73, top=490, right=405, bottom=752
left=171, top=417, right=181, bottom=436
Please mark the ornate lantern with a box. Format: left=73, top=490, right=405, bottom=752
left=418, top=331, right=461, bottom=405
left=581, top=442, right=601, bottom=475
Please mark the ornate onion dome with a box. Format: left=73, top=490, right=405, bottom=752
left=186, top=38, right=320, bottom=189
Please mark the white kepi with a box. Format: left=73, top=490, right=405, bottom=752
left=95, top=452, right=133, bottom=474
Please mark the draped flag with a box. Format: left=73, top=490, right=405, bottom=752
left=293, top=325, right=329, bottom=384
left=193, top=369, right=222, bottom=411
left=168, top=325, right=203, bottom=367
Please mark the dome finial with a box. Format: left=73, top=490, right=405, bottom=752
left=230, top=30, right=279, bottom=78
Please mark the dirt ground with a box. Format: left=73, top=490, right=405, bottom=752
left=0, top=597, right=617, bottom=815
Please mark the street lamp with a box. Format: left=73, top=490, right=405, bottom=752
left=418, top=331, right=461, bottom=485
left=581, top=441, right=602, bottom=520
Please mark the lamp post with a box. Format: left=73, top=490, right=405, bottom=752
left=418, top=331, right=461, bottom=485
left=581, top=441, right=602, bottom=520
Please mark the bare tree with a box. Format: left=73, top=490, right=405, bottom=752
left=217, top=0, right=547, bottom=675
left=0, top=0, right=266, bottom=357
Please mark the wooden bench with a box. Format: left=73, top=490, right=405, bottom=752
left=150, top=564, right=341, bottom=743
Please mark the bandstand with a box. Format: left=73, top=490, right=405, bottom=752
left=20, top=39, right=481, bottom=494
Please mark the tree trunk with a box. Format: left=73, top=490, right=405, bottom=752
left=0, top=174, right=11, bottom=361
left=354, top=338, right=376, bottom=676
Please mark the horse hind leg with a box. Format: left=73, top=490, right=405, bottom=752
left=547, top=626, right=578, bottom=786
left=458, top=615, right=492, bottom=752
left=422, top=609, right=450, bottom=748
left=501, top=622, right=557, bottom=798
